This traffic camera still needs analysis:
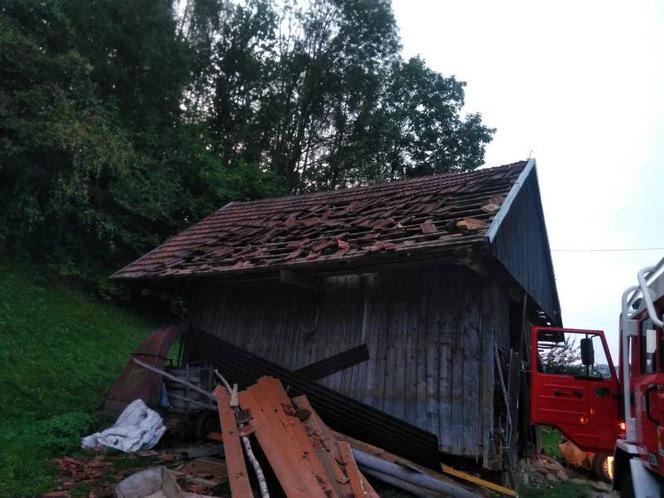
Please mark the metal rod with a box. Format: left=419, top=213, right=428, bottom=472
left=637, top=261, right=664, bottom=328
left=133, top=358, right=216, bottom=402
left=621, top=285, right=639, bottom=442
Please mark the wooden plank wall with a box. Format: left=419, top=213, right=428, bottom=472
left=489, top=168, right=561, bottom=326
left=191, top=264, right=510, bottom=462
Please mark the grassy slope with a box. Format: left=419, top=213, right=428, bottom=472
left=0, top=259, right=155, bottom=497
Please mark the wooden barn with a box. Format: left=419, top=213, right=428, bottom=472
left=114, top=159, right=561, bottom=470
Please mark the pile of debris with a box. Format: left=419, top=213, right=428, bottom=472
left=115, top=371, right=514, bottom=497
left=54, top=367, right=517, bottom=497
left=44, top=446, right=228, bottom=497
left=55, top=324, right=522, bottom=497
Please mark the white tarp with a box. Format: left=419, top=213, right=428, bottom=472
left=82, top=399, right=166, bottom=453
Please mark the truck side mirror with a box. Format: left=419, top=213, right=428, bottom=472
left=580, top=338, right=594, bottom=366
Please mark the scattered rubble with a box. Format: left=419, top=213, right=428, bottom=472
left=516, top=454, right=569, bottom=486
left=47, top=353, right=530, bottom=497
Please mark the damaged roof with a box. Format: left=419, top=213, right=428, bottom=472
left=113, top=161, right=529, bottom=281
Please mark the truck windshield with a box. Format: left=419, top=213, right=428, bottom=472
left=537, top=330, right=612, bottom=380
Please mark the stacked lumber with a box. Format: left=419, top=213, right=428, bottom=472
left=131, top=356, right=515, bottom=497
left=215, top=375, right=378, bottom=497
left=214, top=376, right=493, bottom=498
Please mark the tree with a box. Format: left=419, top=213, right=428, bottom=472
left=0, top=0, right=493, bottom=286
left=540, top=337, right=582, bottom=375
left=182, top=0, right=493, bottom=192
left=0, top=0, right=282, bottom=283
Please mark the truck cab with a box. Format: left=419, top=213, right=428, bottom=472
left=530, top=258, right=664, bottom=497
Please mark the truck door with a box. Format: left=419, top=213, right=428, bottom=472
left=530, top=327, right=621, bottom=453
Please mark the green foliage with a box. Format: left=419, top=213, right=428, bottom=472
left=0, top=0, right=284, bottom=286
left=37, top=412, right=96, bottom=453
left=541, top=337, right=583, bottom=376
left=0, top=0, right=492, bottom=285
left=518, top=481, right=590, bottom=498
left=541, top=427, right=563, bottom=460
left=0, top=258, right=154, bottom=496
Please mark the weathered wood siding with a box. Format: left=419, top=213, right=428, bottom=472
left=490, top=167, right=561, bottom=326
left=190, top=264, right=510, bottom=461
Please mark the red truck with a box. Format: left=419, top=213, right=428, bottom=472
left=530, top=258, right=664, bottom=497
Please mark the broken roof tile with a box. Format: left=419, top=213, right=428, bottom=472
left=420, top=220, right=438, bottom=235
left=112, top=161, right=526, bottom=280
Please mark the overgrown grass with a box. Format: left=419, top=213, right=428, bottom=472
left=519, top=480, right=590, bottom=498
left=540, top=426, right=563, bottom=460
left=0, top=258, right=156, bottom=497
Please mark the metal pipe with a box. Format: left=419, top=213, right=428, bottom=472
left=360, top=468, right=445, bottom=498
left=621, top=285, right=639, bottom=442
left=352, top=449, right=482, bottom=498
left=133, top=358, right=217, bottom=402
left=637, top=261, right=664, bottom=328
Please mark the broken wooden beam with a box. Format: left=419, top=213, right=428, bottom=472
left=294, top=393, right=378, bottom=498
left=294, top=394, right=477, bottom=497
left=213, top=386, right=253, bottom=498
left=294, top=344, right=369, bottom=380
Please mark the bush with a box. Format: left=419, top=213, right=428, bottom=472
left=36, top=412, right=95, bottom=453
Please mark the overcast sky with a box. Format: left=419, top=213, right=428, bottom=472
left=392, top=0, right=664, bottom=358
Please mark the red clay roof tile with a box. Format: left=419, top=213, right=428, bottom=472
left=112, top=161, right=527, bottom=280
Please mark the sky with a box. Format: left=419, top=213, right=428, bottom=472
left=392, top=0, right=664, bottom=358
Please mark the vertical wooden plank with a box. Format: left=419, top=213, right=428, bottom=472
left=438, top=270, right=453, bottom=454
left=257, top=285, right=276, bottom=357
left=363, top=273, right=387, bottom=410
left=354, top=274, right=374, bottom=404
left=271, top=285, right=298, bottom=369
left=339, top=276, right=358, bottom=396
left=321, top=278, right=342, bottom=390
left=461, top=278, right=480, bottom=457
left=375, top=278, right=392, bottom=413
left=213, top=386, right=253, bottom=498
left=403, top=275, right=419, bottom=427
left=425, top=268, right=441, bottom=436
left=244, top=285, right=266, bottom=356
left=261, top=283, right=285, bottom=364
left=225, top=286, right=243, bottom=347
left=450, top=268, right=465, bottom=455
left=416, top=271, right=429, bottom=432
left=303, top=287, right=321, bottom=371
left=385, top=277, right=405, bottom=419
left=480, top=282, right=495, bottom=467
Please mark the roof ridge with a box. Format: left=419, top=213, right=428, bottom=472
left=222, top=161, right=528, bottom=208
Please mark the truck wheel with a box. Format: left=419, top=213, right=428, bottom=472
left=592, top=454, right=612, bottom=483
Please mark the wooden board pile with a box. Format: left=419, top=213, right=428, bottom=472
left=215, top=376, right=379, bottom=498
left=128, top=356, right=516, bottom=497
left=213, top=375, right=489, bottom=498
